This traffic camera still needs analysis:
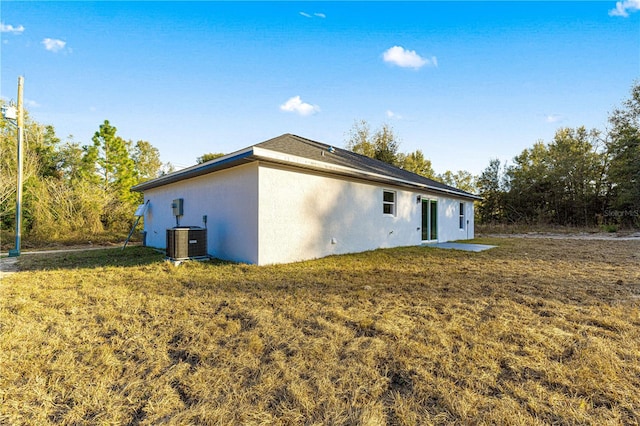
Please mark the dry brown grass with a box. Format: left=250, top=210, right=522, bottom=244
left=1, top=238, right=639, bottom=425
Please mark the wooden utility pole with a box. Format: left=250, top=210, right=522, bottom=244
left=8, top=76, right=24, bottom=257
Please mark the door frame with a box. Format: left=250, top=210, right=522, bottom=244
left=421, top=198, right=438, bottom=243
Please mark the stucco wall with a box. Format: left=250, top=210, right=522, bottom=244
left=256, top=163, right=474, bottom=265
left=436, top=196, right=475, bottom=243
left=142, top=163, right=259, bottom=264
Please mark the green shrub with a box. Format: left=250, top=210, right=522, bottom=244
left=600, top=224, right=618, bottom=233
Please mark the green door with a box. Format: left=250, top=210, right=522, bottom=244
left=430, top=200, right=438, bottom=241
left=421, top=199, right=438, bottom=241
left=421, top=200, right=429, bottom=241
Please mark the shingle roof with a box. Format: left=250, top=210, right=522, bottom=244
left=133, top=133, right=479, bottom=200
left=255, top=134, right=479, bottom=199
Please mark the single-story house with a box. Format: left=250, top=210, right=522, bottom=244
left=131, top=133, right=481, bottom=265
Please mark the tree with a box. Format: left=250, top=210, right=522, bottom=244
left=81, top=120, right=140, bottom=230
left=29, top=124, right=61, bottom=179
left=607, top=82, right=640, bottom=226
left=476, top=158, right=505, bottom=224
left=371, top=123, right=400, bottom=166
left=439, top=170, right=476, bottom=193
left=159, top=162, right=176, bottom=176
left=546, top=127, right=604, bottom=225
left=87, top=120, right=137, bottom=202
left=398, top=149, right=436, bottom=179
left=503, top=141, right=552, bottom=224
left=501, top=128, right=606, bottom=226
left=197, top=152, right=225, bottom=164
left=1, top=106, right=164, bottom=240
left=87, top=120, right=132, bottom=190
left=57, top=138, right=90, bottom=183
left=133, top=140, right=162, bottom=182
left=345, top=120, right=400, bottom=166
left=0, top=101, right=54, bottom=231
left=345, top=120, right=375, bottom=158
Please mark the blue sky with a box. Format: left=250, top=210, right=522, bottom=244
left=1, top=1, right=639, bottom=174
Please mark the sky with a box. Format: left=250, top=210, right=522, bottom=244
left=1, top=1, right=639, bottom=174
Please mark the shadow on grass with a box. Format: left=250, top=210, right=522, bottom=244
left=15, top=246, right=168, bottom=272
left=15, top=246, right=241, bottom=273
left=11, top=239, right=500, bottom=274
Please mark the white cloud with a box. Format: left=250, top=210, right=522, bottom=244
left=545, top=114, right=564, bottom=123
left=386, top=110, right=403, bottom=120
left=25, top=99, right=41, bottom=108
left=609, top=0, right=640, bottom=16
left=1, top=23, right=25, bottom=34
left=42, top=38, right=66, bottom=52
left=280, top=96, right=320, bottom=116
left=300, top=11, right=326, bottom=19
left=383, top=46, right=436, bottom=70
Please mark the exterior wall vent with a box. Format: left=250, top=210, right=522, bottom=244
left=166, top=227, right=207, bottom=260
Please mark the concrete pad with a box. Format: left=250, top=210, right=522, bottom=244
left=0, top=256, right=19, bottom=278
left=426, top=242, right=497, bottom=252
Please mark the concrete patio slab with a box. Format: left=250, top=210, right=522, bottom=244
left=425, top=242, right=497, bottom=252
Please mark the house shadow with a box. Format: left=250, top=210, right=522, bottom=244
left=13, top=246, right=167, bottom=273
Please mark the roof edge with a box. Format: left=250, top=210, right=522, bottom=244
left=132, top=134, right=481, bottom=201
left=131, top=147, right=254, bottom=192
left=252, top=147, right=482, bottom=200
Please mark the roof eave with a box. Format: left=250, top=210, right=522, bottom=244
left=251, top=147, right=482, bottom=201
left=131, top=147, right=254, bottom=192
left=132, top=143, right=481, bottom=201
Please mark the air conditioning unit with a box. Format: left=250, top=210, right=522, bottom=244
left=166, top=227, right=208, bottom=260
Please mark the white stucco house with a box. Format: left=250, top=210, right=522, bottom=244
left=132, top=134, right=481, bottom=265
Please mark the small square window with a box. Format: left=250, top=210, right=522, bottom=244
left=383, top=190, right=396, bottom=216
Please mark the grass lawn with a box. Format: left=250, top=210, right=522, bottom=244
left=1, top=238, right=639, bottom=425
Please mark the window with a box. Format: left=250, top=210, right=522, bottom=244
left=459, top=202, right=465, bottom=229
left=383, top=190, right=396, bottom=216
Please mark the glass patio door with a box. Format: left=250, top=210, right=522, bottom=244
left=421, top=199, right=437, bottom=241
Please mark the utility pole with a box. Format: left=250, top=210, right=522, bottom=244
left=8, top=76, right=24, bottom=257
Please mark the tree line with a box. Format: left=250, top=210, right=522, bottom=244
left=1, top=112, right=167, bottom=242
left=476, top=84, right=639, bottom=227
left=344, top=120, right=476, bottom=193
left=347, top=83, right=639, bottom=228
